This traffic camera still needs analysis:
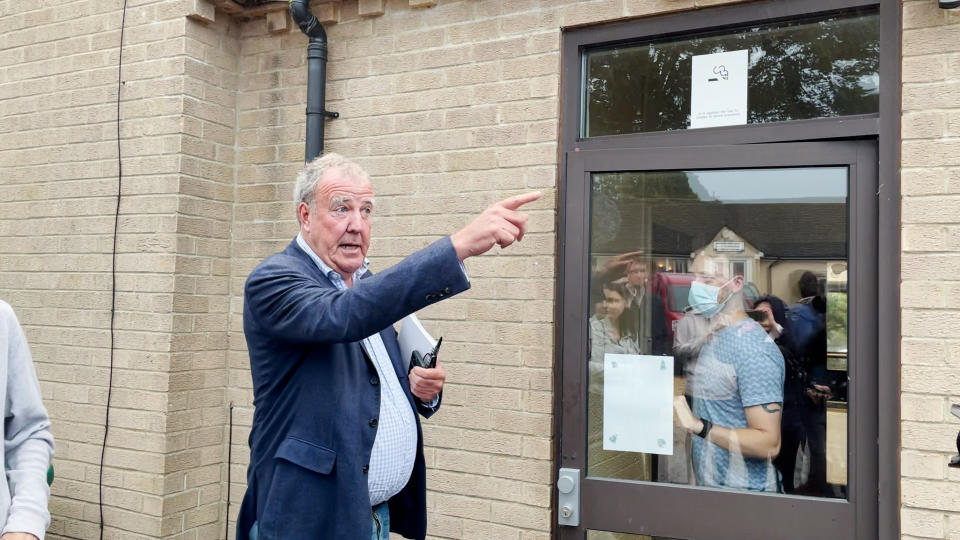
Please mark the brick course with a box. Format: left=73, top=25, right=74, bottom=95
left=0, top=0, right=938, bottom=538
left=902, top=3, right=960, bottom=538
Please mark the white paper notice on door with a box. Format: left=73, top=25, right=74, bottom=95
left=603, top=354, right=674, bottom=455
left=690, top=49, right=748, bottom=129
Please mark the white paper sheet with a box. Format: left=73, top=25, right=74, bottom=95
left=690, top=49, right=749, bottom=129
left=398, top=314, right=437, bottom=366
left=603, top=354, right=674, bottom=455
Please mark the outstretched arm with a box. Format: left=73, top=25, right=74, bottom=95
left=450, top=192, right=541, bottom=260
left=245, top=192, right=542, bottom=345
left=674, top=397, right=781, bottom=459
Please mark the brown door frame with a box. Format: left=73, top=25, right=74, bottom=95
left=559, top=142, right=877, bottom=539
left=554, top=0, right=900, bottom=538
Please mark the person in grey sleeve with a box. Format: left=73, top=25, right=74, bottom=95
left=0, top=300, right=54, bottom=540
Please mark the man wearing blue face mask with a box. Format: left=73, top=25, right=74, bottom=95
left=673, top=268, right=786, bottom=492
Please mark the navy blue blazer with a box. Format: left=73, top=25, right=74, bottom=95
left=237, top=237, right=470, bottom=540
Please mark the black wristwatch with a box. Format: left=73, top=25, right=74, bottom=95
left=696, top=418, right=713, bottom=439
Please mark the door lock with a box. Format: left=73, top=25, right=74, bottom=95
left=556, top=468, right=580, bottom=526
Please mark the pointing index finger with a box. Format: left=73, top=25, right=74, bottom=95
left=497, top=191, right=541, bottom=211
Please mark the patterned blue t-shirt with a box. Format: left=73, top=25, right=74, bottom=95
left=689, top=318, right=785, bottom=491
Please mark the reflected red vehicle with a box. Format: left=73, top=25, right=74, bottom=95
left=650, top=272, right=695, bottom=339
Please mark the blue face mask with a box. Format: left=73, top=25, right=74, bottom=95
left=688, top=280, right=730, bottom=318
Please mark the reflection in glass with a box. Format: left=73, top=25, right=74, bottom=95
left=584, top=9, right=879, bottom=136
left=826, top=263, right=849, bottom=357
left=588, top=279, right=654, bottom=481
left=587, top=168, right=848, bottom=499
left=588, top=531, right=684, bottom=540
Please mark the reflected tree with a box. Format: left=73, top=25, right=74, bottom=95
left=826, top=292, right=848, bottom=353
left=591, top=172, right=701, bottom=253
left=585, top=10, right=880, bottom=136
left=592, top=172, right=698, bottom=202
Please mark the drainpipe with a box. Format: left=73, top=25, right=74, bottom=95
left=289, top=0, right=338, bottom=162
left=766, top=258, right=783, bottom=296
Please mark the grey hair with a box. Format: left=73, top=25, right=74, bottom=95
left=293, top=153, right=369, bottom=209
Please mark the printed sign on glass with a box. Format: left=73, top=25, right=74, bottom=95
left=690, top=49, right=749, bottom=129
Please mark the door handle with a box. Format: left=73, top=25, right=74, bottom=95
left=557, top=467, right=580, bottom=526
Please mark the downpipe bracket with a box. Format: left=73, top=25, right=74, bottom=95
left=305, top=108, right=339, bottom=119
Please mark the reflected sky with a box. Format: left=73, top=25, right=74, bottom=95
left=688, top=167, right=847, bottom=203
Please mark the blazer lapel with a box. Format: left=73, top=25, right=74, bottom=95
left=284, top=238, right=337, bottom=288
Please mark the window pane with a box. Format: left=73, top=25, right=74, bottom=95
left=586, top=168, right=848, bottom=500
left=588, top=531, right=684, bottom=540
left=584, top=10, right=879, bottom=137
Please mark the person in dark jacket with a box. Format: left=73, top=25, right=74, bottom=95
left=237, top=153, right=540, bottom=540
left=790, top=272, right=832, bottom=496
left=754, top=295, right=805, bottom=493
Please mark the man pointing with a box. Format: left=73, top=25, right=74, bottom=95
left=237, top=153, right=540, bottom=540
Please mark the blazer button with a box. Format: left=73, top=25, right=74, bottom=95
left=370, top=376, right=379, bottom=386
left=444, top=287, right=451, bottom=294
left=362, top=464, right=369, bottom=474
left=369, top=418, right=378, bottom=428
left=425, top=294, right=435, bottom=302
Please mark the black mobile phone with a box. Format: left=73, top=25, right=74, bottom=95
left=409, top=337, right=442, bottom=371
left=410, top=350, right=435, bottom=370
left=746, top=309, right=766, bottom=323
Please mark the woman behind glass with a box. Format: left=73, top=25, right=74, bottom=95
left=588, top=280, right=649, bottom=480
left=590, top=280, right=640, bottom=367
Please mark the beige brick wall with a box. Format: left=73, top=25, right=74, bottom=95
left=0, top=0, right=240, bottom=538
left=901, top=2, right=960, bottom=539
left=161, top=11, right=239, bottom=540
left=1, top=1, right=183, bottom=538
left=3, top=0, right=940, bottom=539
left=226, top=0, right=568, bottom=535
left=224, top=2, right=745, bottom=539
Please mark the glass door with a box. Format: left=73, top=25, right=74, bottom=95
left=558, top=141, right=877, bottom=539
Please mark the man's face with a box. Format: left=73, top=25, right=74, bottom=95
left=298, top=167, right=374, bottom=281
left=627, top=261, right=647, bottom=288
left=696, top=272, right=744, bottom=303
left=692, top=257, right=744, bottom=302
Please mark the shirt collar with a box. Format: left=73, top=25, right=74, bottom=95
left=296, top=233, right=369, bottom=286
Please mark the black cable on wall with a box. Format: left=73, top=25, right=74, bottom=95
left=225, top=402, right=234, bottom=540
left=99, top=1, right=128, bottom=538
